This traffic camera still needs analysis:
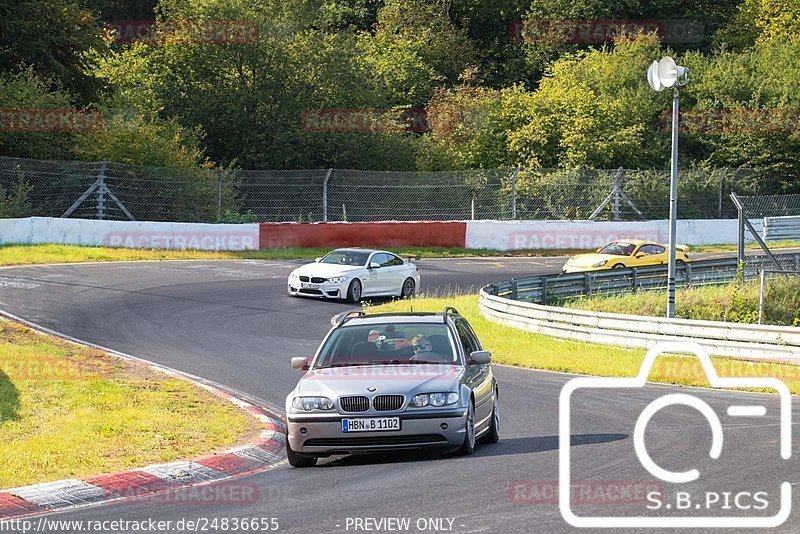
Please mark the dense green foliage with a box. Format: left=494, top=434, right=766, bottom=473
left=0, top=0, right=798, bottom=193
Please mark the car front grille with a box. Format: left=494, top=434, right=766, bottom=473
left=340, top=396, right=370, bottom=412
left=304, top=435, right=447, bottom=448
left=310, top=277, right=326, bottom=284
left=299, top=276, right=310, bottom=282
left=373, top=394, right=404, bottom=411
left=298, top=288, right=323, bottom=295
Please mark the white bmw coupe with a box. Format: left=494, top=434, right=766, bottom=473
left=288, top=248, right=421, bottom=302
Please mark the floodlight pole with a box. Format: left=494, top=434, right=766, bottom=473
left=666, top=86, right=680, bottom=319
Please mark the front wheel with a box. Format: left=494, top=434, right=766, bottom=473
left=346, top=279, right=362, bottom=303
left=286, top=438, right=317, bottom=468
left=400, top=278, right=415, bottom=299
left=480, top=393, right=500, bottom=444
left=457, top=401, right=476, bottom=456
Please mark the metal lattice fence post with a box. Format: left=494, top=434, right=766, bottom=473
left=323, top=168, right=333, bottom=222
left=216, top=170, right=223, bottom=221
left=511, top=166, right=519, bottom=220
left=96, top=160, right=107, bottom=220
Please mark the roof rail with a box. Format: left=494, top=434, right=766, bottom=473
left=332, top=309, right=366, bottom=327
left=442, top=306, right=460, bottom=323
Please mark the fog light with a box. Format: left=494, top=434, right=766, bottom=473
left=300, top=427, right=307, bottom=434
left=440, top=423, right=448, bottom=430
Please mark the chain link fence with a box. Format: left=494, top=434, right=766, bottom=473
left=0, top=156, right=234, bottom=222
left=0, top=155, right=784, bottom=223
left=737, top=193, right=800, bottom=220
left=734, top=192, right=800, bottom=243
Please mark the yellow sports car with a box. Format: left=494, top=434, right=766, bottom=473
left=562, top=239, right=691, bottom=273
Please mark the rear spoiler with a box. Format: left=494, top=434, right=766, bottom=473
left=403, top=254, right=420, bottom=262
left=675, top=244, right=689, bottom=252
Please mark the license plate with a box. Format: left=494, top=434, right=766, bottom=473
left=342, top=417, right=400, bottom=432
left=300, top=282, right=318, bottom=288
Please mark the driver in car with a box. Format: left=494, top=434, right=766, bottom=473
left=410, top=334, right=437, bottom=360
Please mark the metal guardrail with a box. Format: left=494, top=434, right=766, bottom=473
left=763, top=215, right=800, bottom=240
left=484, top=253, right=800, bottom=305
left=479, top=288, right=800, bottom=360
left=479, top=252, right=800, bottom=360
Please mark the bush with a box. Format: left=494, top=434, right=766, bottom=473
left=217, top=209, right=258, bottom=224
left=0, top=180, right=32, bottom=218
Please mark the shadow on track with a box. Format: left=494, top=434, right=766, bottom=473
left=475, top=433, right=628, bottom=457
left=315, top=433, right=628, bottom=467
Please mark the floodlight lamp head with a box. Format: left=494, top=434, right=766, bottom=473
left=647, top=56, right=688, bottom=92
left=647, top=61, right=662, bottom=92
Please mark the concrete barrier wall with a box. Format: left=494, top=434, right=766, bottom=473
left=465, top=219, right=753, bottom=250
left=0, top=217, right=749, bottom=251
left=259, top=221, right=467, bottom=249
left=0, top=217, right=260, bottom=250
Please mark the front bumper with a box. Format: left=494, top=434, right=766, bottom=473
left=562, top=265, right=610, bottom=273
left=286, top=408, right=468, bottom=455
left=287, top=279, right=348, bottom=299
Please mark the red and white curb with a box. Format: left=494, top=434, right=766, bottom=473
left=0, top=309, right=287, bottom=519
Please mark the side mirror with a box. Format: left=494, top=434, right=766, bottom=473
left=595, top=248, right=602, bottom=253
left=368, top=262, right=381, bottom=269
left=468, top=350, right=492, bottom=365
left=291, top=357, right=309, bottom=371
left=314, top=257, right=322, bottom=262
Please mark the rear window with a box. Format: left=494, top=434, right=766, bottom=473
left=315, top=322, right=458, bottom=367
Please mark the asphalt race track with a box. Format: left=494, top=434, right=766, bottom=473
left=0, top=256, right=798, bottom=533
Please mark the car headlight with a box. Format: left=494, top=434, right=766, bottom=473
left=592, top=260, right=608, bottom=268
left=327, top=276, right=347, bottom=283
left=409, top=392, right=459, bottom=408
left=291, top=396, right=334, bottom=411
left=289, top=272, right=299, bottom=280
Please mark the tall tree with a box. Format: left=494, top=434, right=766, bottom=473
left=0, top=0, right=106, bottom=101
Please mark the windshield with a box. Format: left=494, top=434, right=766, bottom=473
left=597, top=242, right=636, bottom=256
left=319, top=250, right=370, bottom=266
left=315, top=323, right=459, bottom=368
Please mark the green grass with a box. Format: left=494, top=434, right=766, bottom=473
left=0, top=244, right=593, bottom=266
left=0, top=320, right=259, bottom=488
left=689, top=240, right=800, bottom=253
left=566, top=278, right=800, bottom=326
left=2, top=240, right=800, bottom=267
left=368, top=295, right=800, bottom=394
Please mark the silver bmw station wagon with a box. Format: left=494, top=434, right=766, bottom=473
left=284, top=308, right=500, bottom=467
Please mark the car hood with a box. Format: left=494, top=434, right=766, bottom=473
left=291, top=262, right=363, bottom=277
left=566, top=253, right=626, bottom=267
left=296, top=365, right=463, bottom=397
